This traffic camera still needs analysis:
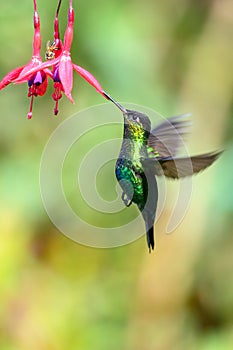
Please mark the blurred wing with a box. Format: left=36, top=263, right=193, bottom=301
left=159, top=152, right=222, bottom=179
left=148, top=114, right=192, bottom=157
left=142, top=151, right=222, bottom=179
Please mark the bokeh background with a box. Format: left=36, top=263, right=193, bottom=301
left=0, top=0, right=233, bottom=349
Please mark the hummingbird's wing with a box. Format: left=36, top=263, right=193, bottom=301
left=148, top=114, right=192, bottom=157
left=142, top=151, right=222, bottom=179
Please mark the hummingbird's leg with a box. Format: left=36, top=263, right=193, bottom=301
left=121, top=192, right=132, bottom=207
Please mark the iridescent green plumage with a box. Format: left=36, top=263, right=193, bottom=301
left=104, top=93, right=221, bottom=252
left=115, top=110, right=158, bottom=251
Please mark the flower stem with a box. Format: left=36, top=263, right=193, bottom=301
left=56, top=0, right=62, bottom=17
left=54, top=0, right=62, bottom=40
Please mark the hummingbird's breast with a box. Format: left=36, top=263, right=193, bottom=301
left=115, top=138, right=148, bottom=206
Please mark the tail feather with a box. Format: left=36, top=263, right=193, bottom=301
left=141, top=204, right=156, bottom=253
left=146, top=226, right=154, bottom=253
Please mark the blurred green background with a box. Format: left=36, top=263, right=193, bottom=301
left=0, top=0, right=233, bottom=349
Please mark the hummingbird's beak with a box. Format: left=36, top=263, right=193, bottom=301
left=103, top=92, right=128, bottom=115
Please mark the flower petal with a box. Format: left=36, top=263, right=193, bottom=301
left=0, top=66, right=24, bottom=90
left=59, top=55, right=74, bottom=103
left=73, top=64, right=105, bottom=96
left=37, top=77, right=48, bottom=96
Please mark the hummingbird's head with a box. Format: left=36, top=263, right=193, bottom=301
left=123, top=110, right=151, bottom=142
left=124, top=110, right=151, bottom=133
left=102, top=93, right=151, bottom=140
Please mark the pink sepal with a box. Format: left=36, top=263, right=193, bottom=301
left=59, top=55, right=74, bottom=103
left=13, top=57, right=60, bottom=83
left=73, top=64, right=104, bottom=96
left=0, top=66, right=24, bottom=90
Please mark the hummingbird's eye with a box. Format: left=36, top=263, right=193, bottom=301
left=132, top=115, right=140, bottom=123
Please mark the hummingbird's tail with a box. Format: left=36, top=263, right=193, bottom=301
left=140, top=171, right=158, bottom=253
left=146, top=225, right=155, bottom=253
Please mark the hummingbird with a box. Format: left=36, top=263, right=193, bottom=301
left=104, top=93, right=222, bottom=252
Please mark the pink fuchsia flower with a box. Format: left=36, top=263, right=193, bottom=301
left=17, top=0, right=107, bottom=115
left=0, top=0, right=53, bottom=119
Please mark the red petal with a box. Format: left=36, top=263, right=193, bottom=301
left=73, top=64, right=104, bottom=96
left=0, top=66, right=24, bottom=90
left=38, top=77, right=48, bottom=96
left=59, top=55, right=74, bottom=103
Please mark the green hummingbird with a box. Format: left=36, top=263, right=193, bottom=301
left=104, top=94, right=222, bottom=252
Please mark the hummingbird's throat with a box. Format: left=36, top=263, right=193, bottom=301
left=128, top=122, right=146, bottom=143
